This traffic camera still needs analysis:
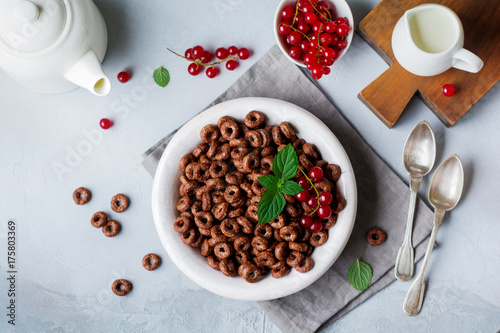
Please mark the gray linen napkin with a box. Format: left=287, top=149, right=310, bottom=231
left=142, top=45, right=433, bottom=332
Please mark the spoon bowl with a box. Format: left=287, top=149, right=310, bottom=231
left=395, top=121, right=436, bottom=282
left=428, top=154, right=464, bottom=211
left=403, top=121, right=436, bottom=177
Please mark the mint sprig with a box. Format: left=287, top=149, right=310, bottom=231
left=153, top=66, right=170, bottom=87
left=257, top=144, right=303, bottom=225
left=348, top=259, right=373, bottom=291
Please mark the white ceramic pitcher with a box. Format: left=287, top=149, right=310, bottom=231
left=392, top=4, right=483, bottom=77
left=0, top=0, right=111, bottom=96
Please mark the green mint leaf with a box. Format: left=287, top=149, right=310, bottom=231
left=257, top=175, right=280, bottom=190
left=348, top=259, right=373, bottom=291
left=273, top=143, right=298, bottom=180
left=257, top=188, right=285, bottom=225
left=153, top=66, right=170, bottom=87
left=281, top=180, right=304, bottom=195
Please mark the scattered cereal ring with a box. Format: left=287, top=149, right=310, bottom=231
left=366, top=227, right=386, bottom=246
left=142, top=253, right=161, bottom=271
left=73, top=187, right=91, bottom=205
left=111, top=194, right=129, bottom=213
left=91, top=211, right=108, bottom=228
left=102, top=220, right=120, bottom=237
left=112, top=279, right=132, bottom=296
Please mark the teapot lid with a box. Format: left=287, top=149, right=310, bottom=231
left=0, top=0, right=66, bottom=52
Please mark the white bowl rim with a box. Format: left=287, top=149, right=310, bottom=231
left=151, top=97, right=357, bottom=301
left=273, top=0, right=355, bottom=67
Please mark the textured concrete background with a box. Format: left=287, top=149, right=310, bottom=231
left=0, top=0, right=499, bottom=332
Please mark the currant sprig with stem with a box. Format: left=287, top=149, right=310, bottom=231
left=167, top=48, right=238, bottom=67
left=298, top=166, right=321, bottom=216
left=283, top=23, right=311, bottom=41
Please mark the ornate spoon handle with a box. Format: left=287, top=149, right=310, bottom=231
left=395, top=176, right=421, bottom=281
left=403, top=209, right=445, bottom=316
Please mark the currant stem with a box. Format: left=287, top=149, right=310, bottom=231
left=167, top=48, right=238, bottom=67
left=298, top=166, right=321, bottom=216
left=284, top=24, right=311, bottom=41
left=292, top=0, right=300, bottom=25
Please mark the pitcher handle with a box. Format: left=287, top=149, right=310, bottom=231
left=452, top=48, right=483, bottom=73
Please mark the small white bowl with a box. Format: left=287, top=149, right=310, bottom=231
left=152, top=97, right=357, bottom=301
left=274, top=0, right=354, bottom=67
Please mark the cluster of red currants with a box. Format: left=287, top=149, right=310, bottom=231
left=294, top=166, right=334, bottom=233
left=277, top=0, right=350, bottom=79
left=172, top=45, right=251, bottom=79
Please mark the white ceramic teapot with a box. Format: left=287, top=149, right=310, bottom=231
left=0, top=0, right=111, bottom=96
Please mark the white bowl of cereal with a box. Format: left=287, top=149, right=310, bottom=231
left=152, top=97, right=357, bottom=301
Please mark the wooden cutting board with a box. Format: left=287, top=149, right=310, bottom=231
left=357, top=0, right=500, bottom=127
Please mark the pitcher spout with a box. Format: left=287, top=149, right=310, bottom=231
left=64, top=50, right=111, bottom=96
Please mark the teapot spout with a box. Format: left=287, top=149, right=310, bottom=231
left=64, top=50, right=111, bottom=96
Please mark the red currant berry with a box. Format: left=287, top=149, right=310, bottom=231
left=99, top=118, right=113, bottom=130
left=191, top=45, right=205, bottom=59
left=289, top=46, right=302, bottom=60
left=281, top=6, right=295, bottom=20
left=308, top=166, right=324, bottom=182
left=200, top=51, right=212, bottom=63
left=188, top=63, right=202, bottom=76
left=442, top=84, right=456, bottom=96
left=331, top=34, right=340, bottom=45
left=206, top=66, right=218, bottom=78
left=278, top=22, right=292, bottom=35
left=117, top=71, right=130, bottom=83
left=309, top=39, right=319, bottom=49
left=298, top=0, right=308, bottom=9
left=297, top=21, right=310, bottom=33
left=336, top=17, right=347, bottom=25
left=295, top=12, right=305, bottom=22
left=306, top=63, right=313, bottom=70
left=311, top=64, right=323, bottom=78
left=325, top=22, right=337, bottom=34
left=337, top=24, right=349, bottom=36
left=298, top=176, right=309, bottom=189
left=302, top=3, right=314, bottom=13
left=308, top=219, right=323, bottom=233
left=300, top=40, right=310, bottom=53
left=323, top=47, right=336, bottom=60
left=287, top=31, right=302, bottom=46
left=305, top=12, right=317, bottom=24
left=319, top=192, right=333, bottom=205
left=238, top=47, right=250, bottom=60
left=295, top=190, right=310, bottom=202
left=185, top=48, right=195, bottom=60
left=337, top=40, right=348, bottom=50
left=300, top=215, right=313, bottom=228
left=317, top=205, right=332, bottom=219
left=307, top=195, right=318, bottom=208
left=317, top=1, right=330, bottom=10
left=228, top=46, right=239, bottom=55
left=215, top=47, right=229, bottom=59
left=312, top=21, right=324, bottom=33
left=319, top=33, right=333, bottom=45
left=226, top=59, right=239, bottom=71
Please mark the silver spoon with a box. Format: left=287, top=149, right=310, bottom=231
left=395, top=121, right=436, bottom=282
left=403, top=154, right=464, bottom=316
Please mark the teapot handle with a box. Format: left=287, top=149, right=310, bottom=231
left=452, top=49, right=483, bottom=73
